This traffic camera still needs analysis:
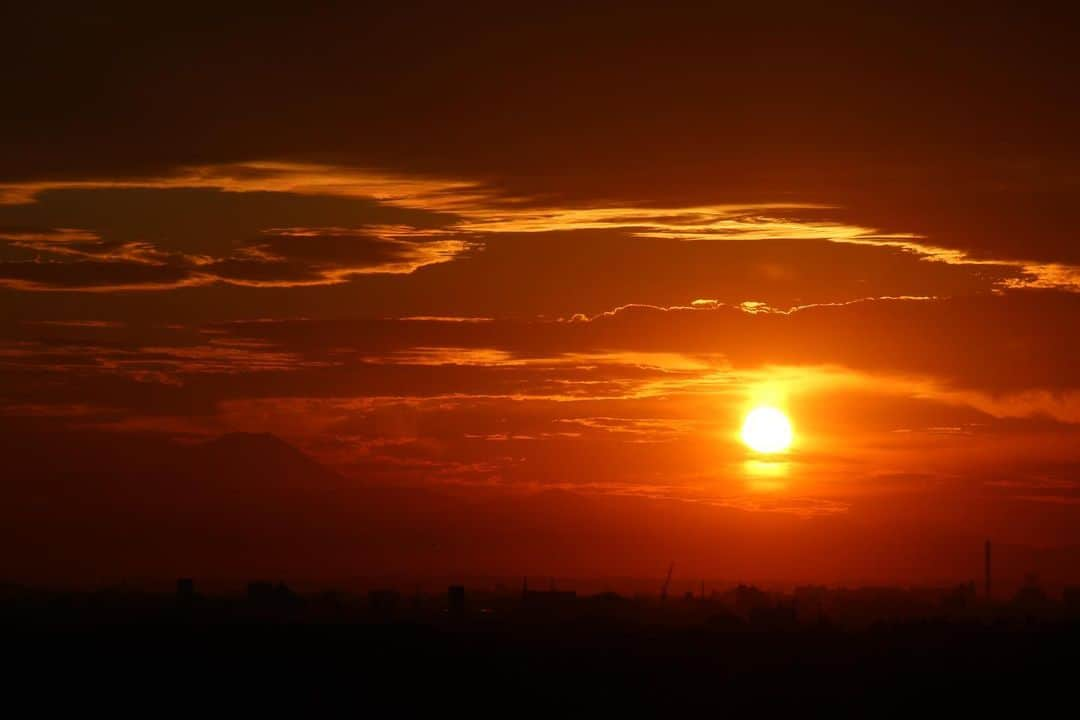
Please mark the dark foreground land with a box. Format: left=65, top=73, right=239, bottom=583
left=6, top=586, right=1080, bottom=712
left=16, top=620, right=1080, bottom=711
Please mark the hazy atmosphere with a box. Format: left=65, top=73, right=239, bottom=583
left=3, top=4, right=1079, bottom=591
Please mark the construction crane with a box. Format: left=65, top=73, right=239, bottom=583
left=660, top=562, right=674, bottom=602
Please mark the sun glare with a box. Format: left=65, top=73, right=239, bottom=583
left=741, top=406, right=794, bottom=453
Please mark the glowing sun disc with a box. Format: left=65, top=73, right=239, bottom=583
left=741, top=406, right=793, bottom=453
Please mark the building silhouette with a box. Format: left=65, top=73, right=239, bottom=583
left=247, top=581, right=303, bottom=612
left=448, top=585, right=466, bottom=616
left=368, top=589, right=401, bottom=615
left=176, top=578, right=195, bottom=608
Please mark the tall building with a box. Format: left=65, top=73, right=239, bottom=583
left=448, top=585, right=466, bottom=616
left=176, top=578, right=195, bottom=608
left=368, top=589, right=401, bottom=614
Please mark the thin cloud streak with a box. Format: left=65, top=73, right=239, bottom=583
left=0, top=224, right=472, bottom=291
left=2, top=161, right=1076, bottom=292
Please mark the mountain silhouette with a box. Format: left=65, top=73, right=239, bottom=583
left=7, top=428, right=1080, bottom=589
left=182, top=432, right=344, bottom=491
left=5, top=429, right=344, bottom=490
left=1, top=429, right=367, bottom=582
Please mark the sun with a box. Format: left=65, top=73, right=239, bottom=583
left=740, top=406, right=794, bottom=453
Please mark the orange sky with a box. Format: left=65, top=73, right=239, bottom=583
left=1, top=4, right=1079, bottom=588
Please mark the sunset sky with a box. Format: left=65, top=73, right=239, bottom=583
left=3, top=5, right=1079, bottom=589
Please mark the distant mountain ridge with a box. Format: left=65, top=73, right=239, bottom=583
left=4, top=428, right=343, bottom=487
left=6, top=428, right=1080, bottom=590
left=184, top=432, right=344, bottom=489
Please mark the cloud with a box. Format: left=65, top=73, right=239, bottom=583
left=2, top=162, right=1076, bottom=294
left=203, top=293, right=1078, bottom=394
left=0, top=224, right=473, bottom=290
left=457, top=203, right=1080, bottom=293
left=552, top=416, right=700, bottom=443
left=22, top=319, right=125, bottom=328
left=2, top=306, right=1076, bottom=526
left=3, top=293, right=1078, bottom=432
left=0, top=161, right=491, bottom=210
left=208, top=227, right=473, bottom=286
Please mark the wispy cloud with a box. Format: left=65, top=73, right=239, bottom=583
left=0, top=224, right=472, bottom=291
left=3, top=161, right=1076, bottom=292
left=0, top=161, right=490, bottom=210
